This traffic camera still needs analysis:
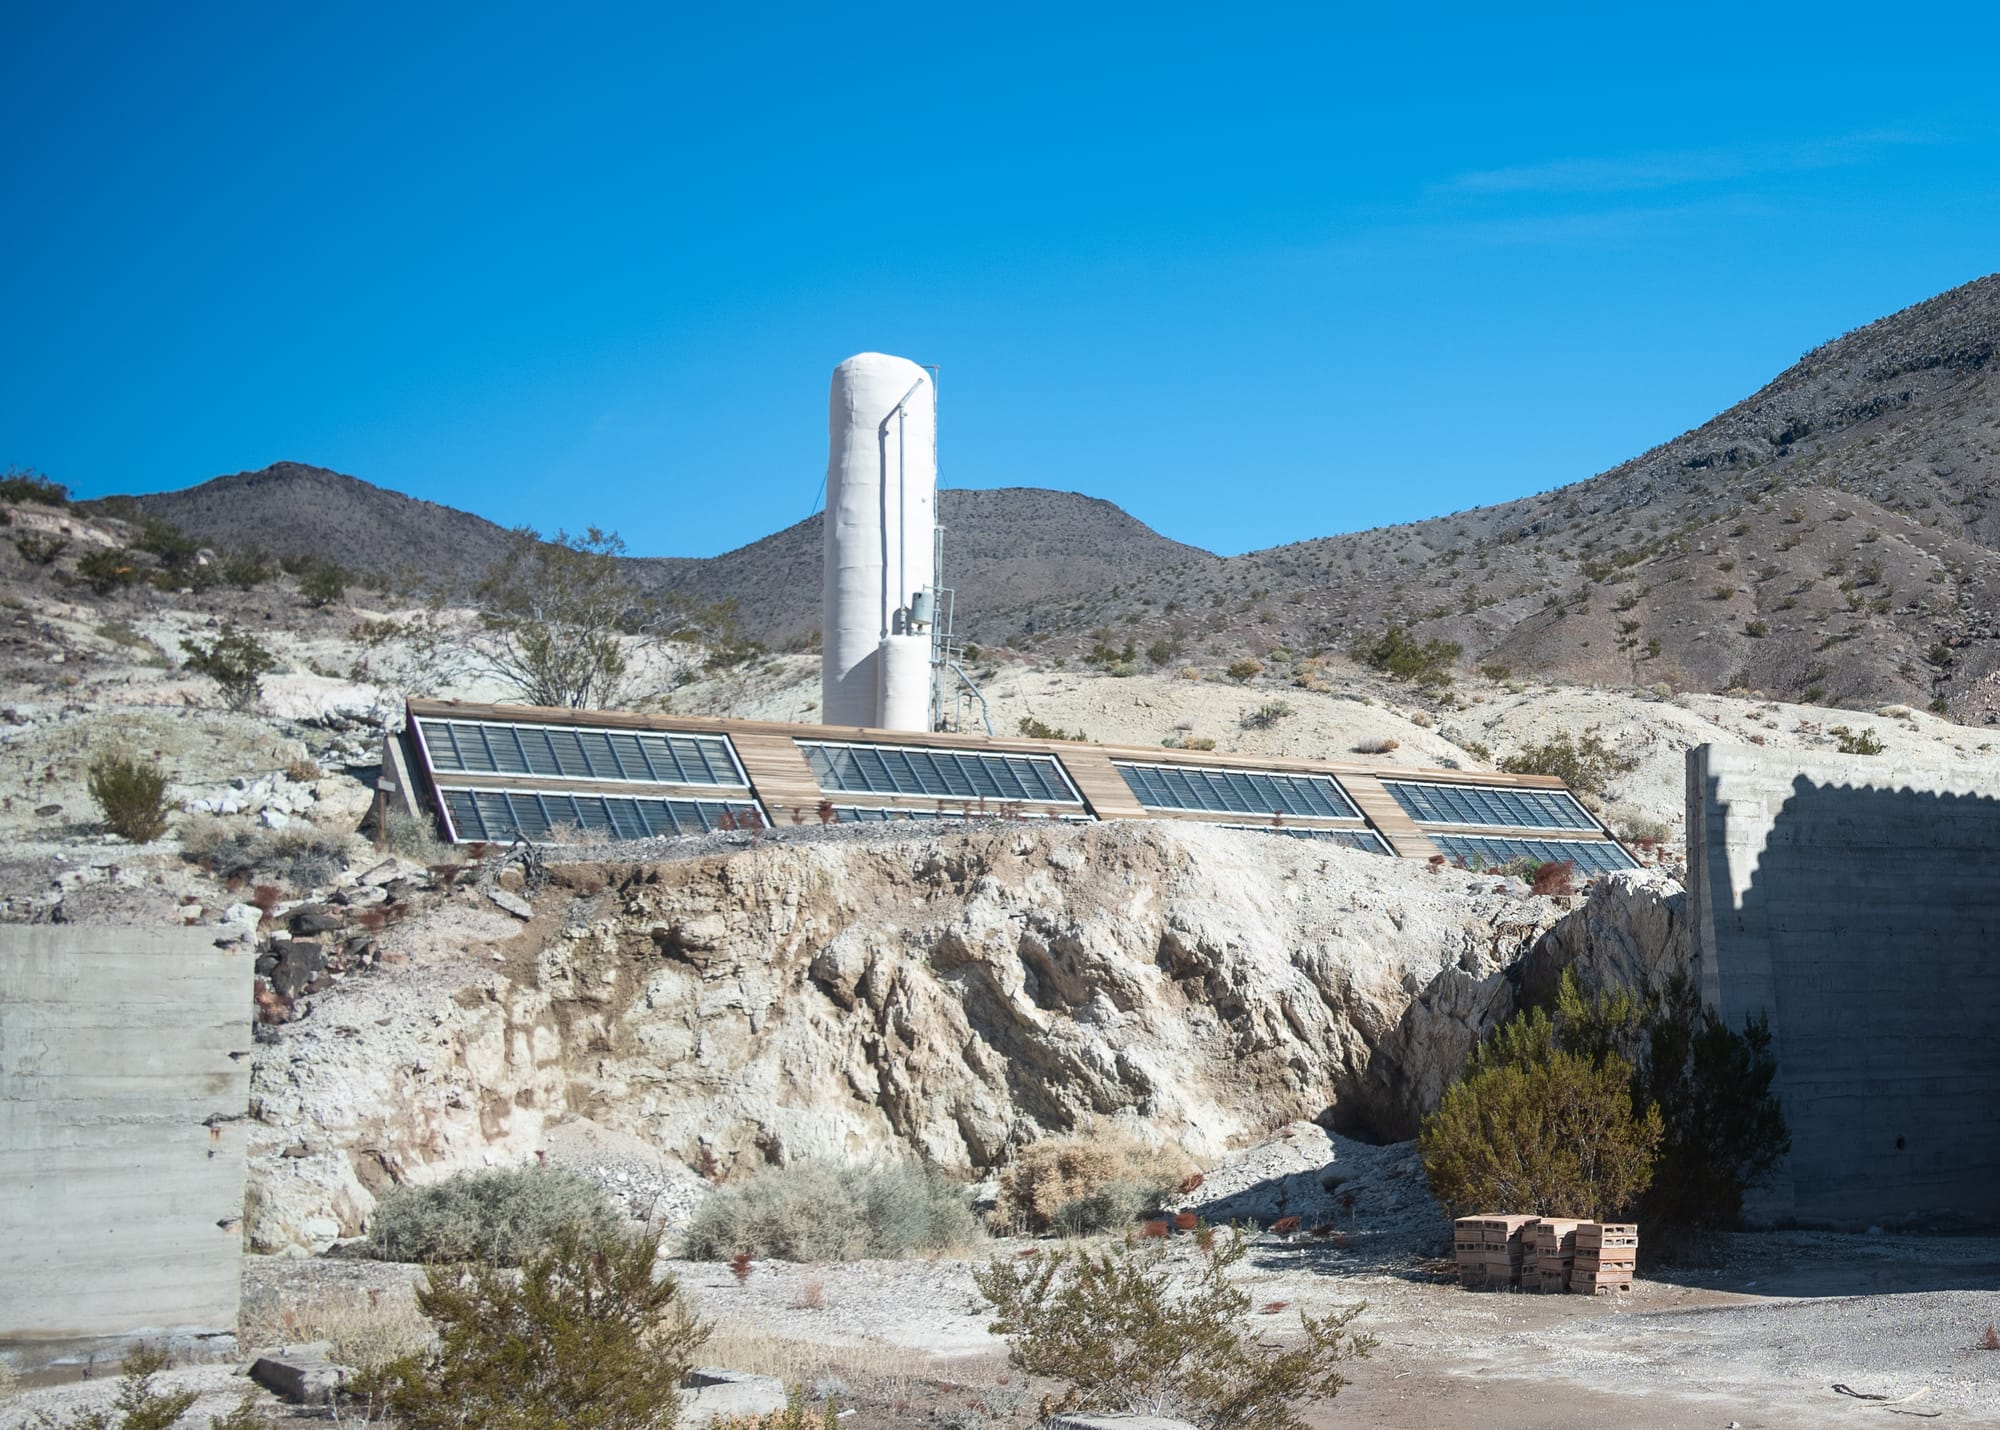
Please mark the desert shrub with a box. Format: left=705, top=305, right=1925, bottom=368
left=87, top=753, right=173, bottom=843
left=1225, top=658, right=1263, bottom=682
left=362, top=1227, right=704, bottom=1430
left=12, top=531, right=67, bottom=565
left=1352, top=736, right=1399, bottom=755
left=1478, top=663, right=1511, bottom=681
left=184, top=820, right=346, bottom=888
left=180, top=625, right=277, bottom=711
left=682, top=1160, right=980, bottom=1262
left=1239, top=700, right=1294, bottom=730
left=1529, top=859, right=1576, bottom=896
left=1145, top=639, right=1179, bottom=666
left=1498, top=730, right=1634, bottom=799
left=75, top=548, right=143, bottom=595
left=1418, top=1005, right=1662, bottom=1218
left=382, top=808, right=457, bottom=864
left=134, top=518, right=199, bottom=572
left=1831, top=724, right=1886, bottom=755
left=1018, top=716, right=1090, bottom=742
left=1351, top=625, right=1460, bottom=688
left=1557, top=971, right=1788, bottom=1242
left=0, top=468, right=69, bottom=507
left=364, top=1165, right=624, bottom=1265
left=297, top=558, right=349, bottom=607
left=221, top=545, right=275, bottom=590
left=974, top=1229, right=1372, bottom=1429
left=994, top=1131, right=1194, bottom=1236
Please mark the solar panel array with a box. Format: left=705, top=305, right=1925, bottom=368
left=831, top=805, right=1085, bottom=824
left=1430, top=834, right=1637, bottom=874
left=418, top=717, right=745, bottom=787
left=439, top=789, right=765, bottom=843
left=1114, top=762, right=1360, bottom=820
left=1382, top=780, right=1595, bottom=830
left=800, top=742, right=1080, bottom=805
left=1221, top=824, right=1391, bottom=853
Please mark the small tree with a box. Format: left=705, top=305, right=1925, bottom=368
left=1418, top=1006, right=1662, bottom=1218
left=473, top=527, right=651, bottom=709
left=975, top=1230, right=1371, bottom=1430
left=87, top=753, right=173, bottom=843
left=181, top=625, right=278, bottom=711
left=1351, top=625, right=1461, bottom=688
left=365, top=1227, right=707, bottom=1430
left=221, top=545, right=275, bottom=590
left=75, top=548, right=142, bottom=595
left=298, top=558, right=348, bottom=608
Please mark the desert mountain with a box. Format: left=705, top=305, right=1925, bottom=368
left=102, top=273, right=2000, bottom=716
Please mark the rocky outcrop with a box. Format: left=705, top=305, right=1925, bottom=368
left=244, top=823, right=1685, bottom=1253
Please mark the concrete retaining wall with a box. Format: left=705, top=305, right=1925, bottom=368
left=1, top=926, right=254, bottom=1370
left=1687, top=744, right=2000, bottom=1228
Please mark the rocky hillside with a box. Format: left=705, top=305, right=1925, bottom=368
left=241, top=820, right=1684, bottom=1254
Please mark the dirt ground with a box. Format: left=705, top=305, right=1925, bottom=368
left=16, top=1232, right=1988, bottom=1430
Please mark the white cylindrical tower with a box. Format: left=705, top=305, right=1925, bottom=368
left=821, top=353, right=936, bottom=729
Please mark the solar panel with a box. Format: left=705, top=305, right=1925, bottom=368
left=416, top=717, right=746, bottom=788
left=438, top=789, right=765, bottom=843
left=1382, top=780, right=1596, bottom=831
left=1429, top=834, right=1638, bottom=874
left=799, top=742, right=1081, bottom=805
left=1114, top=762, right=1360, bottom=820
left=1219, top=824, right=1391, bottom=853
left=830, top=805, right=1088, bottom=824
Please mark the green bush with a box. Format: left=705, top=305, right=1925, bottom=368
left=12, top=531, right=67, bottom=565
left=298, top=558, right=349, bottom=607
left=75, top=548, right=143, bottom=595
left=134, top=519, right=199, bottom=572
left=363, top=1227, right=704, bottom=1430
left=1557, top=971, right=1789, bottom=1241
left=1351, top=625, right=1460, bottom=688
left=87, top=753, right=173, bottom=843
left=683, top=1160, right=981, bottom=1262
left=1017, top=716, right=1090, bottom=742
left=1831, top=724, right=1886, bottom=755
left=221, top=546, right=275, bottom=590
left=0, top=468, right=69, bottom=507
left=1498, top=730, right=1635, bottom=799
left=1418, top=1004, right=1662, bottom=1218
left=1224, top=658, right=1264, bottom=682
left=180, top=625, right=277, bottom=711
left=365, top=1166, right=624, bottom=1265
left=974, top=1229, right=1372, bottom=1430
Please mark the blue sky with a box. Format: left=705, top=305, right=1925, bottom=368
left=4, top=4, right=1997, bottom=558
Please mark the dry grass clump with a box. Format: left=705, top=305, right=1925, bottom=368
left=381, top=808, right=457, bottom=864
left=1352, top=736, right=1400, bottom=755
left=183, top=818, right=351, bottom=891
left=995, top=1129, right=1196, bottom=1236
left=683, top=1160, right=981, bottom=1263
left=241, top=1286, right=434, bottom=1373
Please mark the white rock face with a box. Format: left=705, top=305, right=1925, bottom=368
left=243, top=823, right=1685, bottom=1253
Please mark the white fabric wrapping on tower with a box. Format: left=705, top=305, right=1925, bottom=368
left=821, top=352, right=936, bottom=729
left=876, top=634, right=932, bottom=732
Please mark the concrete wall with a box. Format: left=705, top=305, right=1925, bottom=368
left=1687, top=744, right=2000, bottom=1228
left=1, top=926, right=253, bottom=1370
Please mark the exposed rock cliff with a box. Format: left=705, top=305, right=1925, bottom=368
left=244, top=823, right=1684, bottom=1253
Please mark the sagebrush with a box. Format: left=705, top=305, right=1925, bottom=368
left=683, top=1160, right=980, bottom=1262
left=1351, top=625, right=1460, bottom=688
left=180, top=625, right=277, bottom=712
left=975, top=1229, right=1372, bottom=1429
left=87, top=752, right=173, bottom=843
left=364, top=1165, right=624, bottom=1265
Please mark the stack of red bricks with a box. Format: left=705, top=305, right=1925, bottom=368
left=1569, top=1222, right=1637, bottom=1293
left=1533, top=1217, right=1582, bottom=1291
left=1454, top=1215, right=1638, bottom=1293
left=1452, top=1214, right=1535, bottom=1288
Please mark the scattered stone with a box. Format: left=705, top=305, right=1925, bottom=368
left=249, top=1343, right=350, bottom=1404
left=681, top=1369, right=789, bottom=1426
left=487, top=887, right=534, bottom=920
left=270, top=942, right=326, bottom=999
left=288, top=904, right=344, bottom=936
left=34, top=803, right=60, bottom=818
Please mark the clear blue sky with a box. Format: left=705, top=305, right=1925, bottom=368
left=5, top=4, right=1997, bottom=559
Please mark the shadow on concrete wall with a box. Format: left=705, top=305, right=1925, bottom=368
left=1716, top=773, right=2000, bottom=1233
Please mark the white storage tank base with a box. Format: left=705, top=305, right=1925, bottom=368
left=820, top=352, right=936, bottom=730
left=877, top=634, right=932, bottom=732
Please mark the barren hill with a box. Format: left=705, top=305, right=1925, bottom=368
left=99, top=273, right=2000, bottom=716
